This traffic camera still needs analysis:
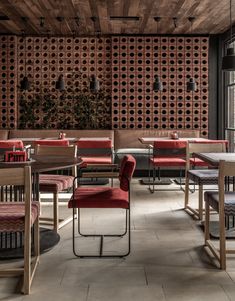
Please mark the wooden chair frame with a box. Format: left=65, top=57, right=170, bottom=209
left=35, top=144, right=77, bottom=232
left=0, top=166, right=39, bottom=294
left=204, top=160, right=235, bottom=270
left=184, top=141, right=227, bottom=220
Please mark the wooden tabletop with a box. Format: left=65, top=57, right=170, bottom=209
left=139, top=137, right=208, bottom=144
left=194, top=153, right=235, bottom=167
left=0, top=156, right=82, bottom=173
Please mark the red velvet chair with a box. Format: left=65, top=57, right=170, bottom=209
left=149, top=140, right=187, bottom=193
left=68, top=155, right=136, bottom=257
left=76, top=138, right=113, bottom=184
left=0, top=166, right=40, bottom=294
left=34, top=142, right=76, bottom=232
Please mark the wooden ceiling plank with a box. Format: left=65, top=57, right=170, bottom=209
left=139, top=0, right=157, bottom=33
left=96, top=0, right=110, bottom=34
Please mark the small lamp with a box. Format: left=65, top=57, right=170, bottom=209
left=153, top=75, right=163, bottom=92
left=186, top=77, right=197, bottom=92
left=20, top=76, right=31, bottom=91
left=90, top=74, right=100, bottom=93
left=55, top=74, right=65, bottom=91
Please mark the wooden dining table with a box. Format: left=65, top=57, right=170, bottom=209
left=0, top=155, right=82, bottom=259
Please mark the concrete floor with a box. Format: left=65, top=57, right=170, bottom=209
left=1, top=179, right=235, bottom=300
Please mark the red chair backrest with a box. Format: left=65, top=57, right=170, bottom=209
left=77, top=139, right=112, bottom=157
left=119, top=155, right=136, bottom=191
left=34, top=139, right=69, bottom=146
left=153, top=140, right=187, bottom=158
left=0, top=140, right=24, bottom=149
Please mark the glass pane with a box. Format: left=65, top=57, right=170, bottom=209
left=227, top=85, right=235, bottom=128
left=226, top=130, right=235, bottom=152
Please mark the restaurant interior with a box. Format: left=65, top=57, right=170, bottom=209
left=1, top=0, right=235, bottom=300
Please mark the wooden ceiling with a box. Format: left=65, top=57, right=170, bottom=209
left=0, top=0, right=232, bottom=36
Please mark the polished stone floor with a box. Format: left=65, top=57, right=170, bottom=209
left=1, top=179, right=235, bottom=300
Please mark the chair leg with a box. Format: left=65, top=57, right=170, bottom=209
left=205, top=201, right=210, bottom=242
left=184, top=172, right=189, bottom=208
left=198, top=184, right=203, bottom=220
left=23, top=224, right=31, bottom=294
left=219, top=209, right=226, bottom=270
left=72, top=208, right=130, bottom=258
left=53, top=192, right=59, bottom=232
left=34, top=217, right=40, bottom=258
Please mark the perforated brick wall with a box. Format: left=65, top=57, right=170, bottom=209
left=0, top=36, right=17, bottom=129
left=111, top=36, right=208, bottom=137
left=17, top=36, right=112, bottom=129
left=0, top=35, right=208, bottom=135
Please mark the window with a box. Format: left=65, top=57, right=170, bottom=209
left=225, top=42, right=235, bottom=151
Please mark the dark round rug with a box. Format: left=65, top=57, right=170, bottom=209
left=0, top=227, right=60, bottom=260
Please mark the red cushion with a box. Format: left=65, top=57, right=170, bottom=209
left=77, top=140, right=112, bottom=149
left=0, top=140, right=24, bottom=149
left=0, top=202, right=39, bottom=232
left=153, top=140, right=187, bottom=149
left=34, top=140, right=69, bottom=146
left=39, top=174, right=74, bottom=192
left=150, top=157, right=186, bottom=167
left=68, top=187, right=129, bottom=209
left=189, top=158, right=211, bottom=167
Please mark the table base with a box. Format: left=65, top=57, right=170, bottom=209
left=0, top=228, right=60, bottom=260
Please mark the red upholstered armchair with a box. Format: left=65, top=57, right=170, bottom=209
left=149, top=140, right=187, bottom=193
left=68, top=154, right=136, bottom=258
left=0, top=166, right=40, bottom=294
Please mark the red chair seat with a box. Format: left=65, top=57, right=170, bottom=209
left=68, top=187, right=129, bottom=209
left=0, top=202, right=39, bottom=232
left=189, top=158, right=211, bottom=167
left=150, top=157, right=186, bottom=167
left=39, top=174, right=74, bottom=193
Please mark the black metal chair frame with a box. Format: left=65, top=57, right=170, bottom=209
left=71, top=175, right=131, bottom=258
